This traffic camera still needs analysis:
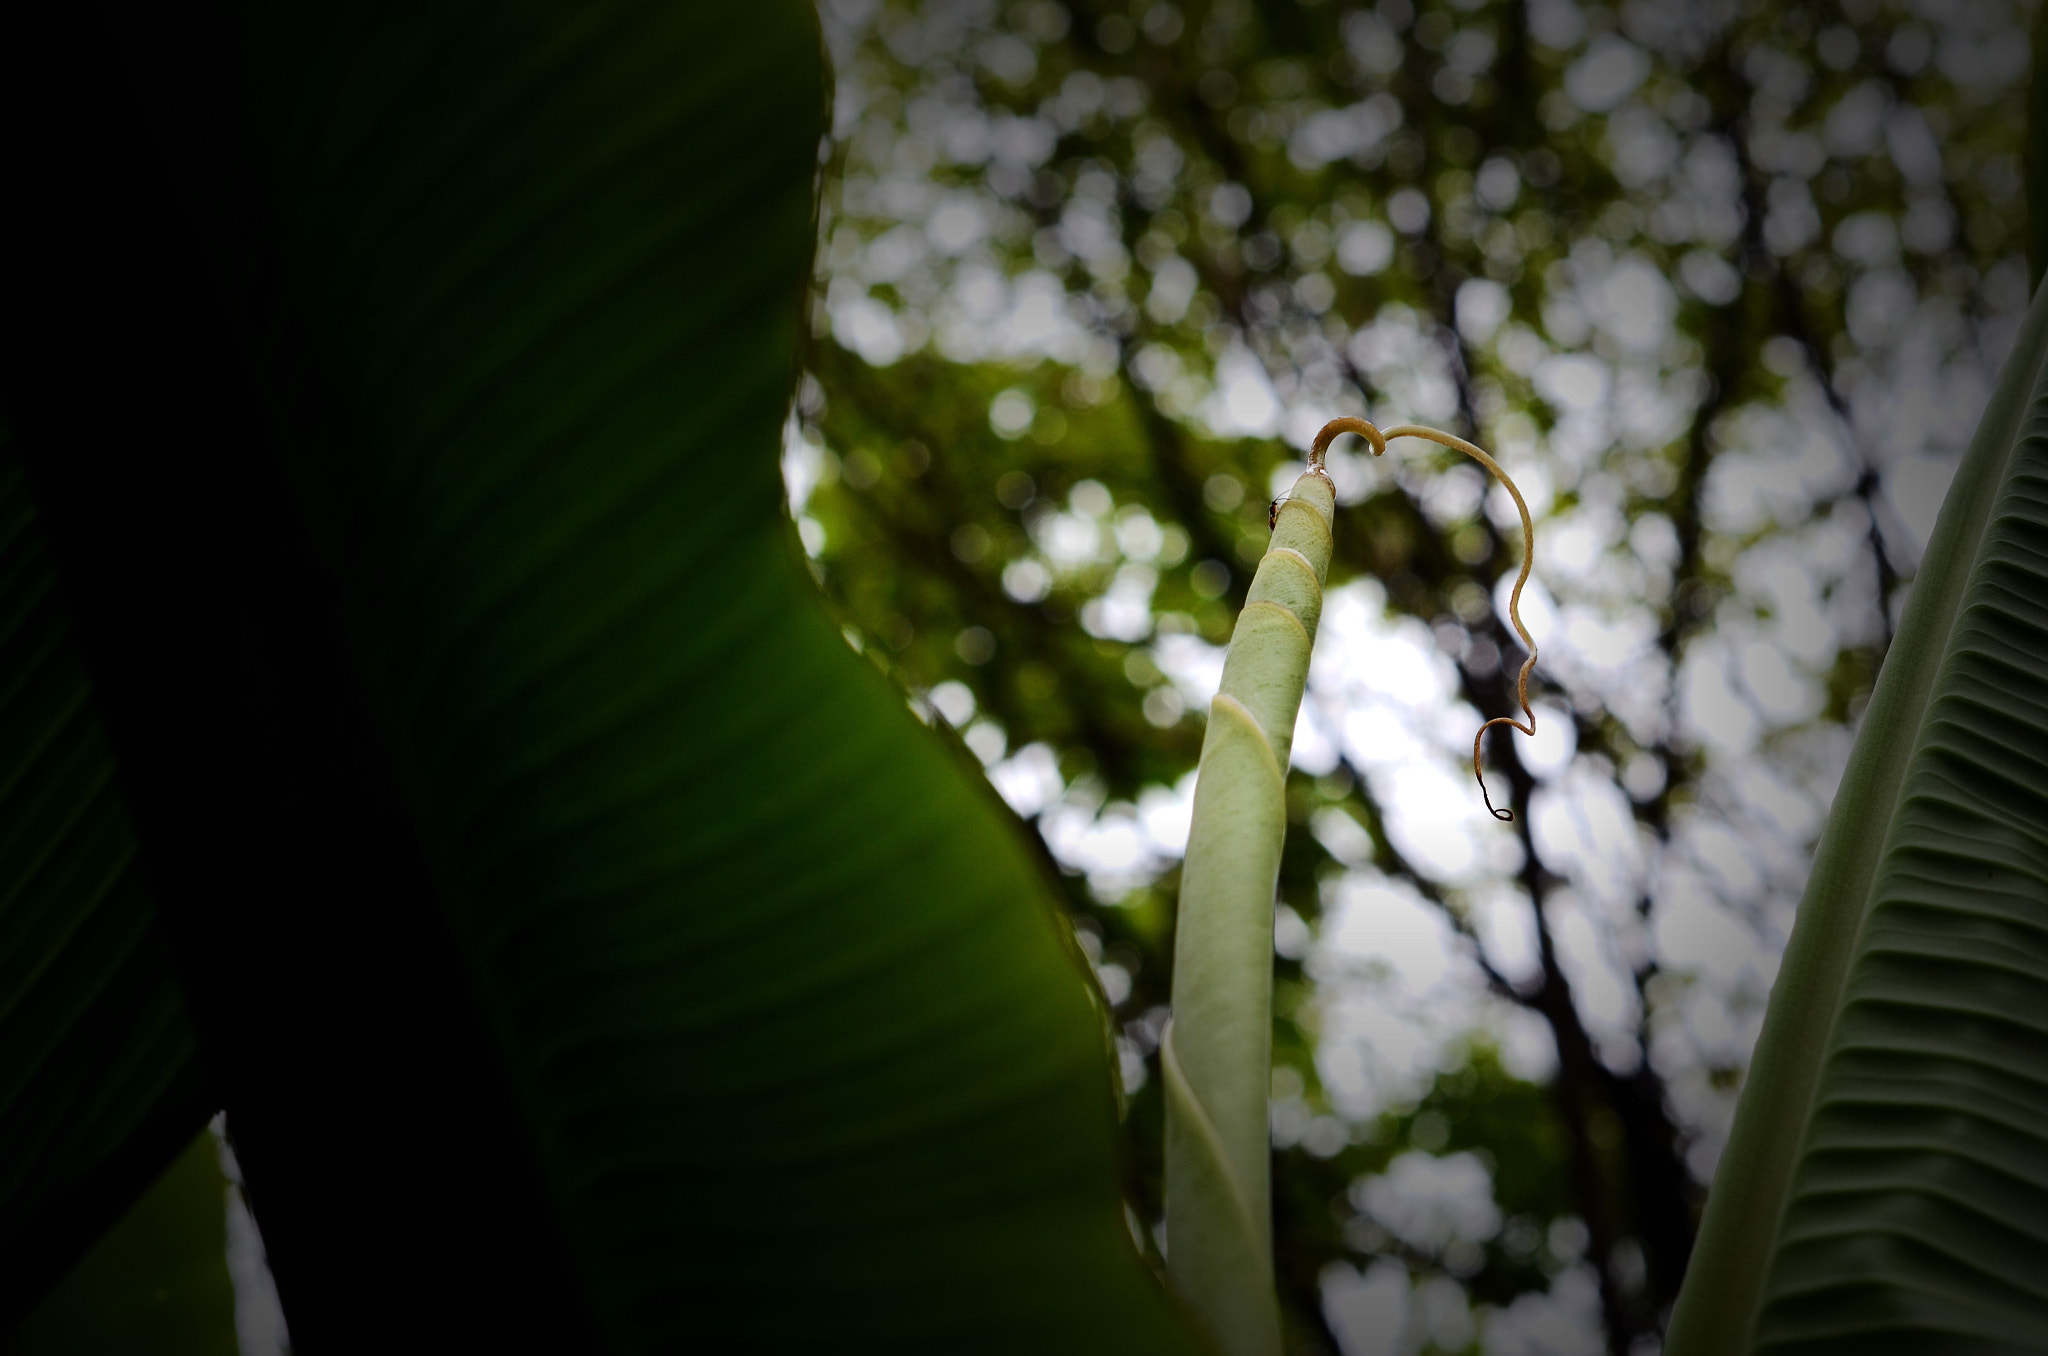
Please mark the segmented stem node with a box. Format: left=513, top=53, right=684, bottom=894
left=1163, top=415, right=1542, bottom=1356
left=1309, top=417, right=1540, bottom=823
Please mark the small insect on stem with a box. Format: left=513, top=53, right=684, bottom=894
left=1311, top=417, right=1542, bottom=824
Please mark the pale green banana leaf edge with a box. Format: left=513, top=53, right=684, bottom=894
left=1666, top=275, right=2048, bottom=1354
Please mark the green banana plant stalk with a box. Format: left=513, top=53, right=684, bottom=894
left=1665, top=272, right=2048, bottom=1352
left=1165, top=417, right=1541, bottom=1356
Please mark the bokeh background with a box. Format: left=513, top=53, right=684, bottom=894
left=789, top=0, right=2039, bottom=1351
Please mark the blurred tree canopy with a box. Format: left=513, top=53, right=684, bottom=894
left=791, top=0, right=2034, bottom=1350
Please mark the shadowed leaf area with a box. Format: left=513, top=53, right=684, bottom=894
left=1, top=1, right=1192, bottom=1351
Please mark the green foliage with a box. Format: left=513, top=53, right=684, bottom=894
left=5, top=0, right=2043, bottom=1349
left=1669, top=282, right=2048, bottom=1349
left=1166, top=466, right=1335, bottom=1355
left=2, top=2, right=1197, bottom=1349
left=1752, top=286, right=2048, bottom=1348
left=808, top=1, right=2036, bottom=1347
left=1271, top=1047, right=1572, bottom=1280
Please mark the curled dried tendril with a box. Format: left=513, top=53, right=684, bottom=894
left=1302, top=416, right=1540, bottom=824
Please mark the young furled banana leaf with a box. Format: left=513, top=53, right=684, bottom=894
left=1166, top=418, right=1540, bottom=1356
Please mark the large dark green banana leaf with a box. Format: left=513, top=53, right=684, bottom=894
left=0, top=3, right=1195, bottom=1350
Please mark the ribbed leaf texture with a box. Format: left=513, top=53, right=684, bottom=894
left=1668, top=274, right=2048, bottom=1356
left=1753, top=349, right=2048, bottom=1349
left=0, top=439, right=207, bottom=1321
left=3, top=3, right=1202, bottom=1346
left=126, top=3, right=1186, bottom=1349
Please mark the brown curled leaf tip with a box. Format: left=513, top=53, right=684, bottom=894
left=1313, top=417, right=1540, bottom=825
left=1310, top=415, right=1387, bottom=468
